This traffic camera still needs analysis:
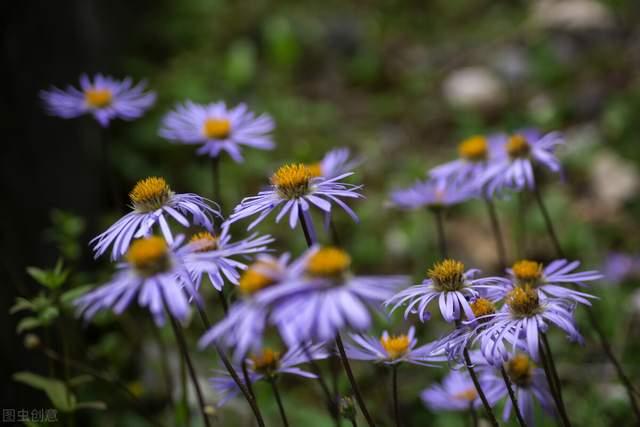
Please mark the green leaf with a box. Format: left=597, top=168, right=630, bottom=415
left=10, top=297, right=35, bottom=314
left=75, top=401, right=107, bottom=411
left=26, top=267, right=50, bottom=286
left=16, top=317, right=42, bottom=334
left=13, top=372, right=76, bottom=412
left=68, top=375, right=93, bottom=388
left=39, top=307, right=60, bottom=324
left=60, top=285, right=93, bottom=307
left=26, top=264, right=69, bottom=289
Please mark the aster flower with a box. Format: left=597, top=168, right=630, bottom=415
left=210, top=344, right=327, bottom=406
left=91, top=177, right=220, bottom=260
left=41, top=74, right=155, bottom=127
left=160, top=101, right=274, bottom=162
left=475, top=285, right=583, bottom=364
left=389, top=177, right=475, bottom=210
left=260, top=246, right=408, bottom=345
left=184, top=229, right=274, bottom=291
left=479, top=353, right=555, bottom=425
left=308, top=147, right=362, bottom=179
left=602, top=252, right=640, bottom=284
left=421, top=370, right=482, bottom=411
left=198, top=254, right=292, bottom=361
left=345, top=326, right=444, bottom=366
left=75, top=236, right=199, bottom=325
left=385, top=259, right=505, bottom=323
left=227, top=163, right=363, bottom=231
left=480, top=130, right=563, bottom=195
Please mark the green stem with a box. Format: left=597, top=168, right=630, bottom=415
left=431, top=208, right=448, bottom=259
left=462, top=348, right=499, bottom=427
left=392, top=365, right=401, bottom=427
left=499, top=366, right=527, bottom=427
left=538, top=336, right=571, bottom=427
left=484, top=197, right=508, bottom=270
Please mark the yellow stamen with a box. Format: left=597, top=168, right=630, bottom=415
left=380, top=334, right=410, bottom=360
left=126, top=237, right=170, bottom=275
left=270, top=163, right=312, bottom=199
left=306, top=162, right=323, bottom=178
left=471, top=298, right=496, bottom=318
left=306, top=247, right=351, bottom=278
left=85, top=88, right=113, bottom=108
left=202, top=118, right=231, bottom=139
left=506, top=134, right=530, bottom=158
left=457, top=136, right=488, bottom=162
left=506, top=353, right=534, bottom=387
left=453, top=388, right=478, bottom=401
left=428, top=259, right=466, bottom=292
left=189, top=231, right=219, bottom=252
left=250, top=348, right=281, bottom=375
left=506, top=285, right=540, bottom=317
left=129, top=177, right=173, bottom=212
left=238, top=261, right=277, bottom=295
left=512, top=260, right=543, bottom=286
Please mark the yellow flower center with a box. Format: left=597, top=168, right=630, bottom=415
left=202, top=118, right=231, bottom=140
left=506, top=353, right=534, bottom=387
left=238, top=261, right=278, bottom=295
left=453, top=388, right=478, bottom=401
left=457, top=136, right=488, bottom=162
left=471, top=298, right=496, bottom=318
left=126, top=237, right=170, bottom=275
left=380, top=334, right=410, bottom=360
left=506, top=285, right=540, bottom=317
left=250, top=348, right=281, bottom=375
left=270, top=163, right=313, bottom=199
left=85, top=88, right=113, bottom=108
left=506, top=134, right=530, bottom=158
left=189, top=231, right=219, bottom=252
left=306, top=162, right=323, bottom=178
left=428, top=259, right=466, bottom=292
left=129, top=177, right=173, bottom=212
left=512, top=260, right=543, bottom=286
left=306, top=247, right=351, bottom=278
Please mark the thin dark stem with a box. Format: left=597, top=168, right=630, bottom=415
left=350, top=418, right=358, bottom=427
left=302, top=343, right=340, bottom=424
left=243, top=360, right=257, bottom=400
left=195, top=306, right=266, bottom=426
left=298, top=210, right=318, bottom=246
left=166, top=312, right=212, bottom=427
left=538, top=337, right=571, bottom=427
left=392, top=365, right=401, bottom=427
left=531, top=185, right=565, bottom=258
left=484, top=197, right=508, bottom=270
left=462, top=348, right=499, bottom=427
left=431, top=208, right=448, bottom=259
left=330, top=218, right=342, bottom=247
left=469, top=403, right=478, bottom=427
left=211, top=156, right=222, bottom=213
left=217, top=288, right=229, bottom=314
left=336, top=334, right=376, bottom=427
left=499, top=367, right=528, bottom=427
left=270, top=378, right=290, bottom=427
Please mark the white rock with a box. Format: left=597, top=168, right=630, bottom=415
left=531, top=0, right=614, bottom=31
left=442, top=67, right=506, bottom=110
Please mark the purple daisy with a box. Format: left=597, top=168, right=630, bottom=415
left=227, top=163, right=363, bottom=231
left=602, top=252, right=640, bottom=284
left=210, top=344, right=327, bottom=406
left=75, top=236, right=199, bottom=326
left=160, top=101, right=274, bottom=162
left=345, top=326, right=445, bottom=366
left=480, top=130, right=563, bottom=195
left=91, top=177, right=220, bottom=260
left=384, top=259, right=505, bottom=323
left=41, top=74, right=155, bottom=127
left=421, top=370, right=483, bottom=411
left=310, top=147, right=362, bottom=180
left=259, top=246, right=408, bottom=345
left=183, top=229, right=274, bottom=292
left=389, top=177, right=475, bottom=210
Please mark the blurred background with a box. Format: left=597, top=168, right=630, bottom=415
left=2, top=0, right=640, bottom=425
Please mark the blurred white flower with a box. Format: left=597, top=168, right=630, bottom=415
left=442, top=67, right=506, bottom=110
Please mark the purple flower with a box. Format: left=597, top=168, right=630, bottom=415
left=198, top=254, right=293, bottom=361
left=385, top=259, right=505, bottom=323
left=91, top=177, right=220, bottom=260
left=480, top=130, right=563, bottom=195
left=602, top=252, right=640, bottom=284
left=345, top=326, right=445, bottom=366
left=310, top=147, right=362, bottom=180
left=389, top=178, right=475, bottom=210
left=227, top=163, right=363, bottom=231
left=210, top=344, right=327, bottom=406
left=421, top=370, right=483, bottom=411
left=75, top=236, right=199, bottom=326
left=260, top=246, right=408, bottom=345
left=160, top=101, right=274, bottom=162
left=184, top=229, right=274, bottom=292
left=41, top=74, right=155, bottom=127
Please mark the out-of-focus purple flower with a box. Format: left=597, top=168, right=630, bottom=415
left=41, top=74, right=155, bottom=127
left=160, top=101, right=274, bottom=162
left=184, top=229, right=273, bottom=292
left=385, top=259, right=505, bottom=323
left=91, top=177, right=220, bottom=260
left=421, top=370, right=483, bottom=411
left=75, top=236, right=199, bottom=325
left=198, top=254, right=292, bottom=361
left=480, top=130, right=563, bottom=195
left=309, top=147, right=362, bottom=180
left=602, top=253, right=640, bottom=284
left=345, top=326, right=445, bottom=366
left=227, top=164, right=363, bottom=231
left=210, top=344, right=327, bottom=406
left=259, top=246, right=408, bottom=345
left=389, top=177, right=475, bottom=210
